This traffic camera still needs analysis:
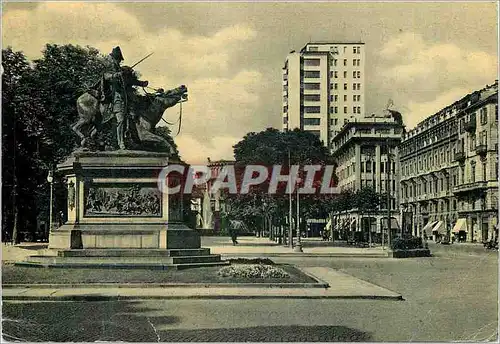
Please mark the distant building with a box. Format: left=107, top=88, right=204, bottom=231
left=191, top=159, right=235, bottom=232
left=282, top=42, right=366, bottom=148
left=330, top=113, right=405, bottom=241
left=399, top=81, right=498, bottom=242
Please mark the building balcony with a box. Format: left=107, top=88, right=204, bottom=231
left=416, top=195, right=427, bottom=202
left=436, top=191, right=450, bottom=198
left=475, top=144, right=487, bottom=156
left=453, top=181, right=488, bottom=195
left=454, top=151, right=466, bottom=162
left=464, top=116, right=476, bottom=132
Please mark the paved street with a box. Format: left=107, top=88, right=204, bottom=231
left=2, top=239, right=497, bottom=342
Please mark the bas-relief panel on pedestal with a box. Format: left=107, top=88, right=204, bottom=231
left=84, top=183, right=162, bottom=217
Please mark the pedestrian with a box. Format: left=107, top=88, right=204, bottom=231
left=228, top=221, right=238, bottom=245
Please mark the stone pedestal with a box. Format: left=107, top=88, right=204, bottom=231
left=49, top=150, right=199, bottom=250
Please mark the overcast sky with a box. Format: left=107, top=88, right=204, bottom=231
left=3, top=2, right=498, bottom=163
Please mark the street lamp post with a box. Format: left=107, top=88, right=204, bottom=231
left=47, top=170, right=54, bottom=238
left=366, top=152, right=375, bottom=247
left=294, top=178, right=303, bottom=252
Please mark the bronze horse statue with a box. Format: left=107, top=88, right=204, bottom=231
left=73, top=66, right=187, bottom=153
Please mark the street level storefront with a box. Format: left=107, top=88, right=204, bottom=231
left=329, top=213, right=401, bottom=244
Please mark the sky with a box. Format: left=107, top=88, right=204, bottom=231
left=2, top=1, right=498, bottom=164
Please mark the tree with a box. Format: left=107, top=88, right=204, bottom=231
left=228, top=128, right=337, bottom=240
left=2, top=48, right=48, bottom=243
left=354, top=187, right=382, bottom=244
left=31, top=44, right=107, bottom=162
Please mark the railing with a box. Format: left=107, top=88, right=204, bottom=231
left=475, top=144, right=487, bottom=155
left=454, top=151, right=466, bottom=161
left=464, top=116, right=476, bottom=132
left=453, top=181, right=488, bottom=194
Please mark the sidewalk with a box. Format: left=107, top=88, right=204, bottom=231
left=202, top=237, right=389, bottom=258
left=2, top=238, right=390, bottom=263
left=2, top=267, right=402, bottom=301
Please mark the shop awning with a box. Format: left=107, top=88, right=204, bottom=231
left=423, top=221, right=437, bottom=234
left=452, top=218, right=467, bottom=233
left=432, top=221, right=446, bottom=235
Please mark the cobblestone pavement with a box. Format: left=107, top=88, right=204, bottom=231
left=2, top=241, right=497, bottom=342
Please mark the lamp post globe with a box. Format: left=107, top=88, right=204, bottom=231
left=47, top=171, right=53, bottom=184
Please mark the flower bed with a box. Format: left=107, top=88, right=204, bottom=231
left=217, top=264, right=290, bottom=279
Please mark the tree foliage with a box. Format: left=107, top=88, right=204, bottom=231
left=227, top=128, right=337, bottom=230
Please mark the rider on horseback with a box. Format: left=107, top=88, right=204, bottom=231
left=100, top=46, right=148, bottom=150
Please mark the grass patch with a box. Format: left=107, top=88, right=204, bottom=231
left=1, top=263, right=317, bottom=285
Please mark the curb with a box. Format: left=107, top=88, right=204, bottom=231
left=1, top=294, right=404, bottom=301
left=219, top=253, right=389, bottom=258
left=2, top=281, right=329, bottom=289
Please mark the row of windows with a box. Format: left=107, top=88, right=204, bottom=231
left=329, top=106, right=362, bottom=114
left=360, top=179, right=397, bottom=194
left=304, top=70, right=320, bottom=78
left=329, top=118, right=339, bottom=126
left=402, top=160, right=498, bottom=198
left=301, top=92, right=363, bottom=103
left=403, top=127, right=495, bottom=175
left=361, top=161, right=396, bottom=174
left=401, top=109, right=496, bottom=157
left=303, top=118, right=320, bottom=126
left=304, top=106, right=321, bottom=113
left=319, top=45, right=362, bottom=55
left=329, top=94, right=362, bottom=102
left=331, top=70, right=362, bottom=79
left=331, top=58, right=362, bottom=67
left=304, top=94, right=321, bottom=102
left=330, top=83, right=362, bottom=91
left=303, top=83, right=320, bottom=90
left=304, top=59, right=320, bottom=67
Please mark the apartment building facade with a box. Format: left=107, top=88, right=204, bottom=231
left=330, top=113, right=405, bottom=240
left=399, top=81, right=498, bottom=242
left=282, top=42, right=365, bottom=148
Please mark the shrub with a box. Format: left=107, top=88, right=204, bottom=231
left=391, top=237, right=423, bottom=250
left=217, top=264, right=290, bottom=279
left=228, top=258, right=275, bottom=265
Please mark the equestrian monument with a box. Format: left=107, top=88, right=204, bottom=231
left=20, top=47, right=226, bottom=268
